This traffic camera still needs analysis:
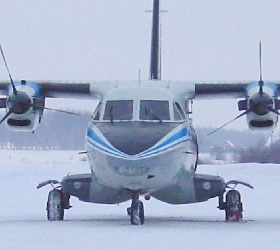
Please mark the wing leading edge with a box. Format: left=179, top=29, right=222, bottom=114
left=194, top=82, right=249, bottom=99
left=0, top=80, right=279, bottom=101
left=0, top=81, right=91, bottom=98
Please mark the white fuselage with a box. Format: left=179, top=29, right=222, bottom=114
left=84, top=83, right=198, bottom=195
left=86, top=121, right=197, bottom=193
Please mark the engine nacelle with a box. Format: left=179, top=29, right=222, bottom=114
left=6, top=111, right=41, bottom=132
left=246, top=111, right=278, bottom=131
left=238, top=82, right=279, bottom=131
left=5, top=80, right=45, bottom=132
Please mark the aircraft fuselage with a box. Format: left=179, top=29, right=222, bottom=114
left=84, top=85, right=199, bottom=201
left=86, top=121, right=197, bottom=193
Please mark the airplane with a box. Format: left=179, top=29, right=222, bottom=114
left=0, top=0, right=278, bottom=225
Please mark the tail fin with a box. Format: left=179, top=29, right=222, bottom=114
left=150, top=0, right=161, bottom=80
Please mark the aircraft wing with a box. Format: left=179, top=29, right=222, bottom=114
left=0, top=81, right=92, bottom=98
left=38, top=81, right=91, bottom=98
left=194, top=82, right=251, bottom=99
left=0, top=79, right=278, bottom=100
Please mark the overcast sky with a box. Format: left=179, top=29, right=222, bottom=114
left=1, top=1, right=280, bottom=130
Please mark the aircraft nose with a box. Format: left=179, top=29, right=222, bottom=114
left=96, top=122, right=176, bottom=155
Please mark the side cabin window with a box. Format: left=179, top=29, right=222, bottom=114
left=140, top=100, right=170, bottom=121
left=103, top=100, right=133, bottom=121
left=173, top=102, right=186, bottom=120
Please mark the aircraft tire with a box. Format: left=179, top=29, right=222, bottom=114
left=225, top=189, right=243, bottom=221
left=130, top=200, right=144, bottom=225
left=47, top=189, right=64, bottom=221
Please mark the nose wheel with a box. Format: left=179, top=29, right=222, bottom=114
left=127, top=192, right=145, bottom=225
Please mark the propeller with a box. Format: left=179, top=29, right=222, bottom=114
left=0, top=44, right=79, bottom=126
left=208, top=41, right=278, bottom=136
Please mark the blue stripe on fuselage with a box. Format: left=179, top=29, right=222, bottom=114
left=86, top=124, right=192, bottom=159
left=137, top=126, right=189, bottom=156
left=86, top=128, right=126, bottom=156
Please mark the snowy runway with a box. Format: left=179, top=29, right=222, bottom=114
left=1, top=150, right=280, bottom=249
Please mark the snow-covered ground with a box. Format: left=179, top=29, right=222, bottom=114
left=1, top=150, right=280, bottom=250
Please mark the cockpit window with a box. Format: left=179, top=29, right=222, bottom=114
left=93, top=110, right=100, bottom=120
left=93, top=103, right=101, bottom=120
left=173, top=102, right=186, bottom=120
left=103, top=100, right=133, bottom=121
left=140, top=100, right=170, bottom=121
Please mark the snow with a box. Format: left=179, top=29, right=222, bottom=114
left=1, top=150, right=280, bottom=250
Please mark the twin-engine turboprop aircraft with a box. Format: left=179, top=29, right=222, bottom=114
left=0, top=0, right=277, bottom=224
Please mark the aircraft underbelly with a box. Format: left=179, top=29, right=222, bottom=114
left=62, top=140, right=223, bottom=205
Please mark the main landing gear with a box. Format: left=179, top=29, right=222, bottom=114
left=47, top=189, right=64, bottom=221
left=47, top=188, right=71, bottom=221
left=218, top=180, right=254, bottom=222
left=37, top=180, right=71, bottom=221
left=127, top=192, right=145, bottom=225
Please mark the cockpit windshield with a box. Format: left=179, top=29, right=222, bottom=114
left=139, top=100, right=170, bottom=121
left=103, top=100, right=133, bottom=121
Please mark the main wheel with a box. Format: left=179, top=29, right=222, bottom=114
left=130, top=200, right=144, bottom=225
left=47, top=189, right=64, bottom=221
left=225, top=190, right=243, bottom=221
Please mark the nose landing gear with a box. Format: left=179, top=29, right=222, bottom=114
left=127, top=192, right=145, bottom=225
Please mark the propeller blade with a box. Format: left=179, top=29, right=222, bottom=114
left=0, top=109, right=13, bottom=125
left=259, top=41, right=263, bottom=82
left=30, top=103, right=79, bottom=116
left=207, top=110, right=249, bottom=136
left=0, top=44, right=17, bottom=95
left=43, top=106, right=80, bottom=116
left=268, top=107, right=280, bottom=116
left=259, top=41, right=264, bottom=95
left=0, top=100, right=78, bottom=127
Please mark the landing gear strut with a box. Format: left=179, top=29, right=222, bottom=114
left=127, top=192, right=144, bottom=225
